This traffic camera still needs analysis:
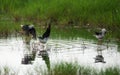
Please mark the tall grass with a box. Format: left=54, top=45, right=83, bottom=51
left=0, top=21, right=20, bottom=38
left=0, top=0, right=120, bottom=40
left=0, top=62, right=120, bottom=75
left=50, top=62, right=79, bottom=75
left=99, top=67, right=120, bottom=75
left=0, top=0, right=120, bottom=27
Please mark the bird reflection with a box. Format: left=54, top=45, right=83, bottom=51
left=21, top=53, right=35, bottom=64
left=39, top=50, right=50, bottom=70
left=94, top=54, right=106, bottom=63
left=94, top=42, right=106, bottom=63
left=21, top=44, right=36, bottom=64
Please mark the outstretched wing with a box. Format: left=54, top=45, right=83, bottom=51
left=42, top=24, right=51, bottom=38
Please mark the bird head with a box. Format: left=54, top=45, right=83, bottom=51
left=101, top=28, right=106, bottom=33
left=29, top=24, right=34, bottom=28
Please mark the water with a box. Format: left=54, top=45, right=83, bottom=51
left=0, top=37, right=120, bottom=74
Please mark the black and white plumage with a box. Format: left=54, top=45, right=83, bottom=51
left=21, top=24, right=36, bottom=39
left=94, top=55, right=106, bottom=63
left=38, top=23, right=51, bottom=44
left=94, top=28, right=106, bottom=40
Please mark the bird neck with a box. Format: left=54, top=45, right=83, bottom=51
left=102, top=31, right=106, bottom=36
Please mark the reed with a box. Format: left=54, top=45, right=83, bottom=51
left=50, top=62, right=78, bottom=75
left=0, top=0, right=120, bottom=39
left=0, top=0, right=120, bottom=27
left=0, top=62, right=120, bottom=75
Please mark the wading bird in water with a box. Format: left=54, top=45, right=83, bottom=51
left=38, top=23, right=51, bottom=44
left=21, top=24, right=37, bottom=40
left=94, top=28, right=106, bottom=40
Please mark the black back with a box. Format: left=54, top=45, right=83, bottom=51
left=29, top=28, right=36, bottom=39
left=21, top=24, right=36, bottom=39
left=95, top=32, right=102, bottom=35
left=22, top=25, right=30, bottom=36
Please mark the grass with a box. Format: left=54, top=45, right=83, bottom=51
left=0, top=0, right=120, bottom=40
left=99, top=67, right=120, bottom=75
left=37, top=62, right=120, bottom=75
left=50, top=62, right=79, bottom=75
left=0, top=62, right=120, bottom=75
left=0, top=65, right=18, bottom=75
left=0, top=0, right=120, bottom=27
left=0, top=20, right=118, bottom=43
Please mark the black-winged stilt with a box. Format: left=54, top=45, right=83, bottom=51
left=94, top=28, right=106, bottom=40
left=21, top=24, right=36, bottom=39
left=38, top=23, right=51, bottom=44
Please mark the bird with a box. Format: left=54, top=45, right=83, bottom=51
left=21, top=24, right=36, bottom=40
left=38, top=23, right=51, bottom=44
left=94, top=28, right=106, bottom=40
left=94, top=55, right=106, bottom=63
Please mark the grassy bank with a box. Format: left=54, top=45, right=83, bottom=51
left=0, top=0, right=120, bottom=41
left=0, top=0, right=120, bottom=28
left=0, top=21, right=20, bottom=38
left=0, top=20, right=117, bottom=42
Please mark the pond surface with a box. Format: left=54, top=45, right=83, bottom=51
left=0, top=37, right=120, bottom=74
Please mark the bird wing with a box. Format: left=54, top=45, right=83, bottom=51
left=95, top=32, right=101, bottom=35
left=42, top=24, right=51, bottom=38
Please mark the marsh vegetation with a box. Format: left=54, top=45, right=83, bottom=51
left=0, top=0, right=120, bottom=75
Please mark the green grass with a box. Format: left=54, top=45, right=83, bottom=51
left=99, top=67, right=120, bottom=75
left=0, top=62, right=120, bottom=75
left=0, top=21, right=20, bottom=38
left=50, top=62, right=79, bottom=75
left=0, top=21, right=118, bottom=42
left=0, top=0, right=120, bottom=28
left=33, top=62, right=120, bottom=75
left=0, top=0, right=120, bottom=40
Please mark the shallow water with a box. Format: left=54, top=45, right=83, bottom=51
left=0, top=37, right=120, bottom=74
